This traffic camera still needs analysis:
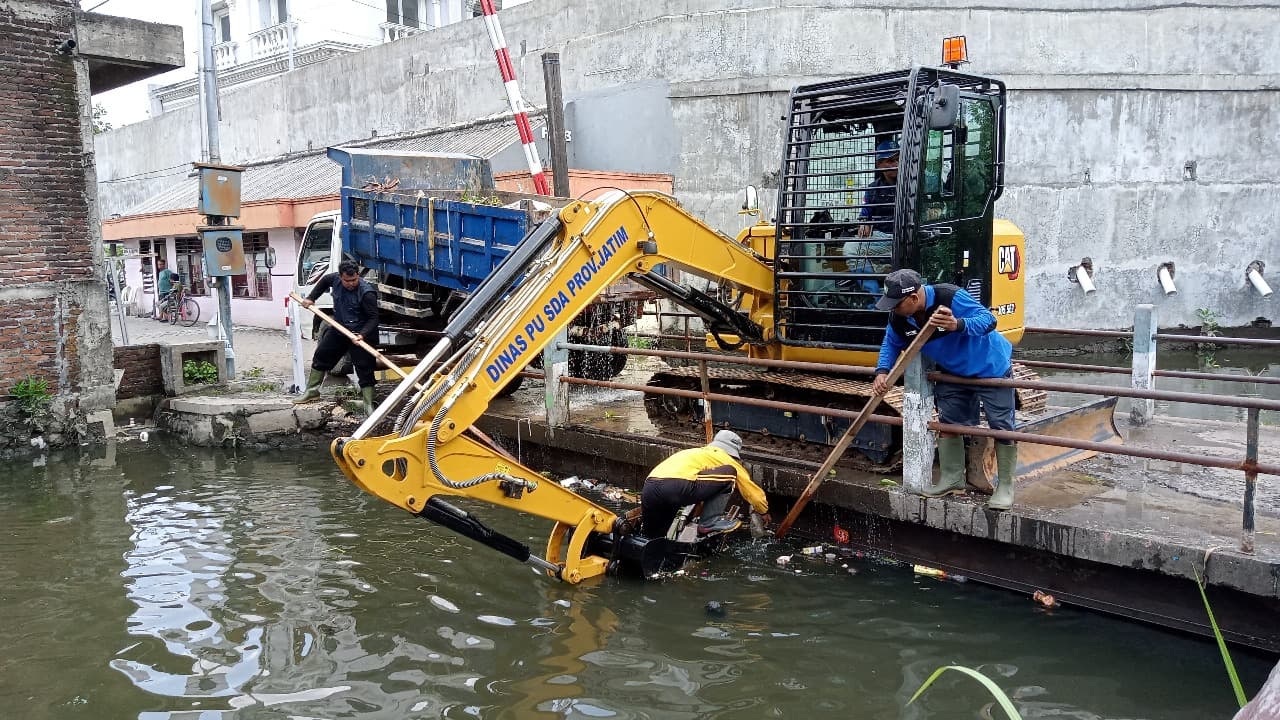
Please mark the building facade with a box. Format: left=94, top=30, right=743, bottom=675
left=148, top=0, right=535, bottom=117
left=101, top=118, right=672, bottom=331
left=94, top=1, right=1280, bottom=330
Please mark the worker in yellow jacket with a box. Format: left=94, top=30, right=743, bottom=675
left=641, top=430, right=770, bottom=539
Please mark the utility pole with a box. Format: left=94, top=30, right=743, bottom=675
left=200, top=0, right=236, bottom=377
left=541, top=52, right=570, bottom=197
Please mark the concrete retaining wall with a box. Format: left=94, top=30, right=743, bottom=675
left=96, top=0, right=1280, bottom=329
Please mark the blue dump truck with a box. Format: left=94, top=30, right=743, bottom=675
left=295, top=148, right=648, bottom=386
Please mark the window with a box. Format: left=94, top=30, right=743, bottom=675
left=958, top=99, right=996, bottom=218
left=919, top=128, right=957, bottom=223
left=231, top=233, right=273, bottom=300
left=298, top=220, right=334, bottom=285
left=175, top=237, right=208, bottom=296
left=387, top=0, right=421, bottom=28
left=213, top=6, right=232, bottom=43
left=260, top=0, right=288, bottom=26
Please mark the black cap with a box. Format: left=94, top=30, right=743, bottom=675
left=875, top=269, right=924, bottom=311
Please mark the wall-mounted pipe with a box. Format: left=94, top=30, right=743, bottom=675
left=1068, top=257, right=1096, bottom=294
left=1157, top=262, right=1177, bottom=296
left=1246, top=261, right=1273, bottom=299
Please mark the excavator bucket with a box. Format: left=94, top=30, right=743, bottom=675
left=967, top=397, right=1122, bottom=491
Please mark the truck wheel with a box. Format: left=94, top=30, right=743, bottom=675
left=569, top=329, right=628, bottom=380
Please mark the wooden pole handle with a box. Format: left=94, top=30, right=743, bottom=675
left=773, top=312, right=942, bottom=538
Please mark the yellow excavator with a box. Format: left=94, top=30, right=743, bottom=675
left=331, top=61, right=1118, bottom=583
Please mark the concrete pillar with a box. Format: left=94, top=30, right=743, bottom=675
left=901, top=356, right=935, bottom=493
left=542, top=328, right=570, bottom=434
left=1130, top=304, right=1157, bottom=426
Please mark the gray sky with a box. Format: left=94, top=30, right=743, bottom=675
left=82, top=0, right=203, bottom=128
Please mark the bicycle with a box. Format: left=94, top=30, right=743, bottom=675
left=158, top=283, right=200, bottom=327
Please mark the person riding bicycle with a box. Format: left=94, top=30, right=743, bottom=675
left=156, top=259, right=175, bottom=321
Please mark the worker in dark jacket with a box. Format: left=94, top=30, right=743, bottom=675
left=871, top=269, right=1017, bottom=510
left=641, top=430, right=770, bottom=539
left=295, top=260, right=380, bottom=414
left=856, top=139, right=899, bottom=237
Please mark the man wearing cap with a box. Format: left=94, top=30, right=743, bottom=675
left=871, top=269, right=1018, bottom=510
left=857, top=139, right=900, bottom=238
left=640, top=430, right=770, bottom=539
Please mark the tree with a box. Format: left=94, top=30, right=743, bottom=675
left=92, top=104, right=112, bottom=134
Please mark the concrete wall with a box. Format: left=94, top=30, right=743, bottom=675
left=96, top=0, right=1280, bottom=329
left=0, top=0, right=116, bottom=451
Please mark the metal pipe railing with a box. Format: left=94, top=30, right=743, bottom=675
left=541, top=337, right=1273, bottom=553
left=1017, top=359, right=1280, bottom=386
left=1027, top=326, right=1280, bottom=348
left=928, top=372, right=1280, bottom=412
left=560, top=342, right=1276, bottom=410
left=558, top=375, right=1280, bottom=478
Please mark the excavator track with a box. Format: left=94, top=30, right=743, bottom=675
left=643, top=362, right=1067, bottom=473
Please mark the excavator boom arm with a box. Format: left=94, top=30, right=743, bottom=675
left=332, top=191, right=775, bottom=582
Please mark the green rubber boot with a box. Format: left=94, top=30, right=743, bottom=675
left=988, top=443, right=1018, bottom=511
left=922, top=436, right=967, bottom=497
left=361, top=386, right=376, bottom=416
left=293, top=370, right=324, bottom=404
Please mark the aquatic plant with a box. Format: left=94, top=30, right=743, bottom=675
left=1194, top=307, right=1222, bottom=369
left=1193, top=565, right=1248, bottom=708
left=907, top=665, right=1022, bottom=720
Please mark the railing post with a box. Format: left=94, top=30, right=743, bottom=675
left=901, top=356, right=935, bottom=493
left=543, top=329, right=570, bottom=435
left=698, top=359, right=714, bottom=443
left=1130, top=304, right=1158, bottom=426
left=1241, top=407, right=1259, bottom=554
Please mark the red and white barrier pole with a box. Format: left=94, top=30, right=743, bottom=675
left=478, top=0, right=550, bottom=196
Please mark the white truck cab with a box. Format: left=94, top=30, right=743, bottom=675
left=294, top=211, right=340, bottom=340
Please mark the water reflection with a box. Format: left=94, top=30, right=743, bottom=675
left=0, top=443, right=1274, bottom=720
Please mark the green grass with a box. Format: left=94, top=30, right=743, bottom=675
left=1193, top=566, right=1248, bottom=708
left=908, top=665, right=1022, bottom=719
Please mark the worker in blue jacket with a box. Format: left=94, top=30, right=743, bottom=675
left=871, top=269, right=1017, bottom=510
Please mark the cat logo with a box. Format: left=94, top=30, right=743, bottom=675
left=997, top=245, right=1021, bottom=280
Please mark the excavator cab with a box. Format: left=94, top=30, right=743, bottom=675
left=774, top=67, right=1007, bottom=350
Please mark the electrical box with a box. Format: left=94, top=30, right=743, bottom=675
left=199, top=225, right=246, bottom=276
left=195, top=163, right=244, bottom=217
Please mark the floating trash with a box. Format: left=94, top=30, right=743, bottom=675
left=1032, top=590, right=1059, bottom=608
left=913, top=565, right=946, bottom=579
left=913, top=565, right=967, bottom=583
left=775, top=555, right=793, bottom=566
left=832, top=523, right=850, bottom=544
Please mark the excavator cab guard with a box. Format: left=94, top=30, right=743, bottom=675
left=775, top=67, right=1008, bottom=350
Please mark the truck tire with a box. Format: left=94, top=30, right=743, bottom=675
left=568, top=329, right=629, bottom=380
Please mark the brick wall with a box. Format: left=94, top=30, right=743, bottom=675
left=0, top=1, right=114, bottom=451
left=0, top=297, right=67, bottom=392
left=0, top=1, right=93, bottom=287
left=113, top=344, right=163, bottom=399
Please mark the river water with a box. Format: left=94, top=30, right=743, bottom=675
left=1, top=442, right=1273, bottom=719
